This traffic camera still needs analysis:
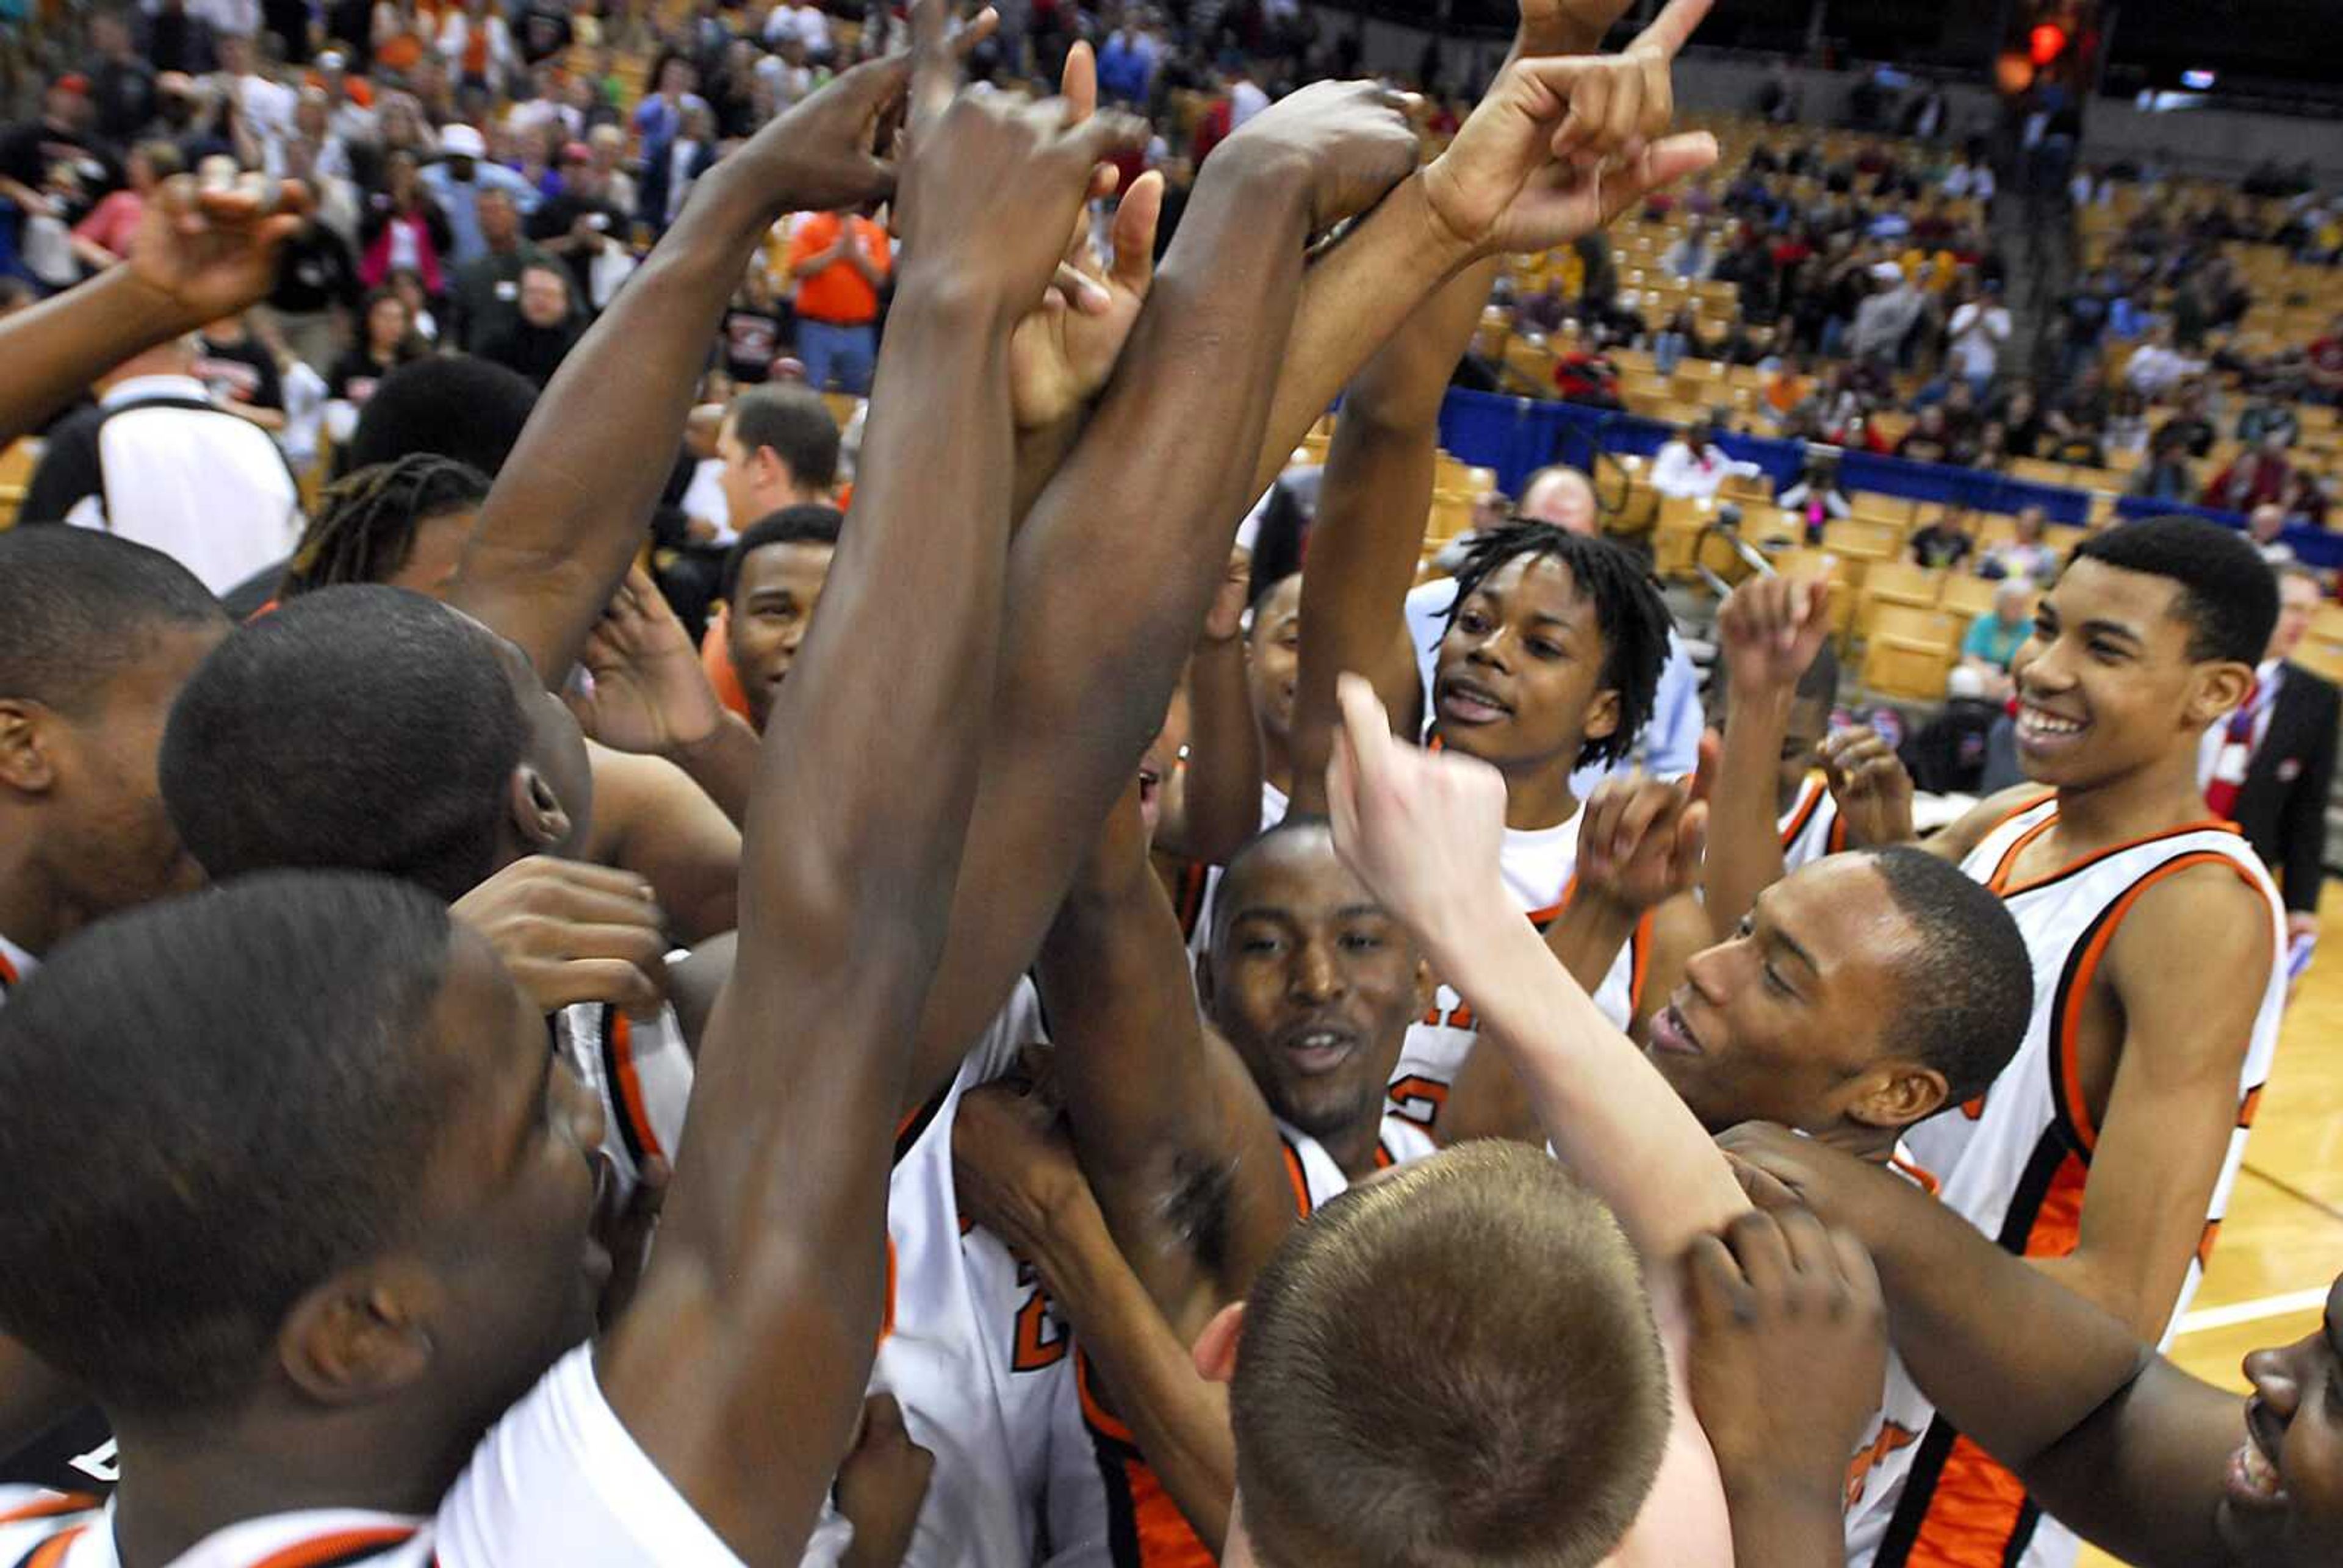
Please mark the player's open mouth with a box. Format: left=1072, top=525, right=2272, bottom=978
left=2014, top=701, right=2088, bottom=753
left=2225, top=1397, right=2290, bottom=1509
left=1278, top=1024, right=1358, bottom=1076
left=1437, top=675, right=1512, bottom=726
left=1649, top=1001, right=1704, bottom=1057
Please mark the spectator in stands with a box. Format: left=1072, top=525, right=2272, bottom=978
left=1777, top=450, right=1849, bottom=542
left=1909, top=506, right=1975, bottom=570
left=325, top=286, right=428, bottom=423
left=2305, top=312, right=2343, bottom=405
left=1652, top=305, right=1701, bottom=375
left=2284, top=469, right=2331, bottom=530
left=2248, top=503, right=2294, bottom=566
left=1096, top=15, right=1158, bottom=106
left=1981, top=504, right=2059, bottom=582
left=1660, top=217, right=1716, bottom=282
left=787, top=204, right=890, bottom=397
left=475, top=259, right=579, bottom=386
left=1895, top=403, right=1956, bottom=465
left=1851, top=260, right=1922, bottom=367
left=639, top=101, right=718, bottom=235
left=195, top=312, right=287, bottom=432
left=419, top=123, right=538, bottom=267
left=446, top=187, right=554, bottom=351
left=2237, top=396, right=2300, bottom=449
left=528, top=142, right=632, bottom=312
left=1650, top=417, right=1760, bottom=500
left=21, top=334, right=303, bottom=593
left=1958, top=577, right=2035, bottom=702
left=358, top=149, right=451, bottom=295
left=630, top=53, right=707, bottom=146
left=68, top=140, right=176, bottom=271
left=2127, top=419, right=2198, bottom=503
left=1551, top=327, right=1624, bottom=408
left=1946, top=278, right=2009, bottom=399
left=2204, top=432, right=2294, bottom=514
left=2123, top=322, right=2202, bottom=398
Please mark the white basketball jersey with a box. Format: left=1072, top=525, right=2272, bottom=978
left=1389, top=821, right=1648, bottom=1134
left=553, top=1001, right=694, bottom=1207
left=1886, top=796, right=2284, bottom=1568
left=1842, top=1144, right=1943, bottom=1568
left=799, top=982, right=1066, bottom=1568
left=1049, top=1111, right=1439, bottom=1568
left=1778, top=775, right=1848, bottom=871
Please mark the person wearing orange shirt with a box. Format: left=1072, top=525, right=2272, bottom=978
left=786, top=206, right=889, bottom=395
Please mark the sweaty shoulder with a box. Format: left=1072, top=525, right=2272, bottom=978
left=1921, top=784, right=2054, bottom=866
left=2104, top=856, right=2276, bottom=996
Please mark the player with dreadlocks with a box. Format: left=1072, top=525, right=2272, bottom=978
left=277, top=453, right=492, bottom=603
left=1276, top=249, right=1692, bottom=1138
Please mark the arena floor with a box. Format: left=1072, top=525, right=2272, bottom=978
left=2072, top=882, right=2343, bottom=1567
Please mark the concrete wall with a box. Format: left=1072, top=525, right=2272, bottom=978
left=2079, top=98, right=2343, bottom=184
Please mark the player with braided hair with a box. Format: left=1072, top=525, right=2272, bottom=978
left=278, top=453, right=493, bottom=603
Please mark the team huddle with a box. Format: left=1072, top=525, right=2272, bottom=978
left=0, top=0, right=2336, bottom=1565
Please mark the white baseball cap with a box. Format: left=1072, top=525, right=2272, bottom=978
left=440, top=123, right=486, bottom=158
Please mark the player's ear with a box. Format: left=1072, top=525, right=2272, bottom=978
left=506, top=764, right=572, bottom=850
left=2186, top=660, right=2255, bottom=730
left=1846, top=1061, right=1949, bottom=1131
left=279, top=1258, right=439, bottom=1405
left=1192, top=1301, right=1246, bottom=1387
left=1583, top=687, right=1622, bottom=744
left=0, top=700, right=60, bottom=794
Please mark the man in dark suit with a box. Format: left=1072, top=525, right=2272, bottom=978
left=2203, top=564, right=2340, bottom=960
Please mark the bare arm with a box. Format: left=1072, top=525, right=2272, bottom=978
left=594, top=21, right=1140, bottom=1559
left=1035, top=789, right=1297, bottom=1337
left=578, top=743, right=741, bottom=943
left=1724, top=1124, right=2247, bottom=1568
left=1702, top=575, right=1831, bottom=940
left=1153, top=553, right=1264, bottom=865
left=451, top=61, right=920, bottom=685
left=2032, top=869, right=2273, bottom=1339
left=0, top=177, right=302, bottom=446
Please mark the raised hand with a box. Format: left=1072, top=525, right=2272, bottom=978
left=1685, top=1206, right=1889, bottom=1523
left=1423, top=0, right=1717, bottom=256
left=1216, top=77, right=1422, bottom=234
left=1577, top=769, right=1708, bottom=913
left=1326, top=672, right=1510, bottom=942
left=450, top=855, right=670, bottom=1016
left=832, top=1394, right=937, bottom=1568
left=567, top=563, right=730, bottom=760
left=1716, top=574, right=1833, bottom=700
left=1200, top=544, right=1252, bottom=646
left=1821, top=725, right=1916, bottom=847
left=1009, top=44, right=1165, bottom=431
left=124, top=172, right=308, bottom=329
left=896, top=0, right=1146, bottom=308
left=723, top=5, right=997, bottom=218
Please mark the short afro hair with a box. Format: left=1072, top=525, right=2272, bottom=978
left=344, top=356, right=540, bottom=477
left=721, top=503, right=844, bottom=605
left=0, top=528, right=228, bottom=716
left=727, top=383, right=840, bottom=493
left=0, top=872, right=456, bottom=1416
left=1444, top=523, right=1674, bottom=770
left=2070, top=516, right=2278, bottom=667
left=160, top=586, right=526, bottom=902
left=1231, top=1141, right=1668, bottom=1568
left=1862, top=846, right=2033, bottom=1107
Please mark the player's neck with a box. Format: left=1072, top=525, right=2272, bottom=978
left=1324, top=1110, right=1386, bottom=1185
left=1495, top=757, right=1580, bottom=834
left=0, top=838, right=68, bottom=959
left=110, top=1407, right=464, bottom=1567
left=2047, top=743, right=2215, bottom=859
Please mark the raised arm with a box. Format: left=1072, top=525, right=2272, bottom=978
left=450, top=55, right=949, bottom=684
left=0, top=175, right=302, bottom=445
left=1151, top=550, right=1265, bottom=865
left=1704, top=574, right=1832, bottom=940
left=899, top=28, right=1721, bottom=1114
left=1722, top=1124, right=2253, bottom=1568
left=1035, top=788, right=1296, bottom=1337
left=593, top=17, right=1145, bottom=1558
left=1327, top=677, right=1747, bottom=1264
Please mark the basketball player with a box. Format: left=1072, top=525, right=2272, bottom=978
left=1703, top=520, right=2287, bottom=1567
left=0, top=11, right=1107, bottom=1562
left=1722, top=1123, right=2343, bottom=1568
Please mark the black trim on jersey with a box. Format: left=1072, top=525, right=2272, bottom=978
left=595, top=1002, right=649, bottom=1171
left=2002, top=1500, right=2045, bottom=1566
left=2043, top=892, right=2134, bottom=1165
left=1085, top=1420, right=1145, bottom=1568
left=0, top=1403, right=113, bottom=1500
left=1992, top=1128, right=2076, bottom=1254
left=1993, top=817, right=2237, bottom=906
left=894, top=1081, right=951, bottom=1168
left=1871, top=1411, right=1963, bottom=1566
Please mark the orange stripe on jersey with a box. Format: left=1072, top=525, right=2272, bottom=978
left=1826, top=814, right=1849, bottom=854
left=2238, top=1084, right=2265, bottom=1128
left=2049, top=851, right=2269, bottom=1154
left=607, top=1013, right=665, bottom=1165
left=2196, top=1219, right=2223, bottom=1273
left=0, top=951, right=18, bottom=991
left=1887, top=1154, right=1941, bottom=1197
left=1278, top=1140, right=1313, bottom=1218
left=21, top=1528, right=85, bottom=1568
left=1778, top=778, right=1826, bottom=848
left=1993, top=811, right=2242, bottom=898
left=0, top=1495, right=95, bottom=1527
left=248, top=1527, right=423, bottom=1568
left=1077, top=1354, right=1216, bottom=1568
left=877, top=1234, right=896, bottom=1347
left=1983, top=813, right=2059, bottom=894
left=1891, top=1432, right=2035, bottom=1568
